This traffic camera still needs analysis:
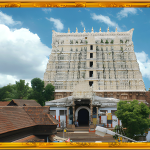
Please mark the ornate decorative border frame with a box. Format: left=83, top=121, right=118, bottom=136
left=0, top=1, right=150, bottom=149
left=0, top=142, right=150, bottom=149
left=0, top=1, right=150, bottom=7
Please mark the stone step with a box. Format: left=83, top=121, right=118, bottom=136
left=74, top=128, right=89, bottom=131
left=74, top=131, right=89, bottom=133
left=57, top=127, right=114, bottom=132
left=56, top=132, right=115, bottom=142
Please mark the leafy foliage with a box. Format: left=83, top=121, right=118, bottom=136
left=44, top=83, right=55, bottom=101
left=0, top=84, right=17, bottom=101
left=125, top=40, right=129, bottom=43
left=31, top=78, right=55, bottom=106
left=113, top=125, right=126, bottom=140
left=120, top=40, right=123, bottom=43
left=115, top=100, right=150, bottom=139
left=105, top=40, right=109, bottom=44
left=15, top=80, right=29, bottom=99
left=0, top=77, right=55, bottom=106
left=31, top=78, right=44, bottom=93
left=110, top=40, right=114, bottom=44
left=31, top=78, right=45, bottom=106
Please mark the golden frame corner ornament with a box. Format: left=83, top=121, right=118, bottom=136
left=0, top=0, right=150, bottom=7
left=0, top=142, right=150, bottom=149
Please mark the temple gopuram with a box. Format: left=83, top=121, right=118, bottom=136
left=44, top=27, right=147, bottom=129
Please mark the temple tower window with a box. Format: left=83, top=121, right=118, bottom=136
left=90, top=53, right=93, bottom=58
left=89, top=81, right=93, bottom=87
left=89, top=71, right=93, bottom=77
left=90, top=61, right=93, bottom=68
left=90, top=45, right=93, bottom=50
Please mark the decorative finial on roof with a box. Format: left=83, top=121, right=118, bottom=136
left=115, top=27, right=117, bottom=32
left=107, top=27, right=109, bottom=32
left=83, top=27, right=86, bottom=33
left=76, top=27, right=78, bottom=33
left=91, top=27, right=94, bottom=32
left=99, top=27, right=101, bottom=32
left=68, top=28, right=70, bottom=33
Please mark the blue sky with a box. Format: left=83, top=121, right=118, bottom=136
left=0, top=8, right=149, bottom=91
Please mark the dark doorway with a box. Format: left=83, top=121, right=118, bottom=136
left=78, top=109, right=89, bottom=126
left=89, top=81, right=93, bottom=87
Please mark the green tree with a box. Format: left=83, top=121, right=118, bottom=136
left=26, top=87, right=34, bottom=99
left=115, top=100, right=150, bottom=139
left=31, top=78, right=44, bottom=106
left=31, top=78, right=44, bottom=93
left=15, top=80, right=29, bottom=99
left=34, top=91, right=44, bottom=106
left=0, top=84, right=17, bottom=101
left=0, top=85, right=11, bottom=101
left=44, top=83, right=55, bottom=101
left=30, top=78, right=55, bottom=106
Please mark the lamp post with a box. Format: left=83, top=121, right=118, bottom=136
left=60, top=120, right=65, bottom=139
left=95, top=126, right=137, bottom=142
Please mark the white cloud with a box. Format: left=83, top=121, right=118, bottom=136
left=117, top=8, right=137, bottom=19
left=135, top=51, right=150, bottom=80
left=42, top=8, right=52, bottom=13
left=91, top=13, right=122, bottom=31
left=0, top=23, right=51, bottom=87
left=46, top=17, right=64, bottom=32
left=122, top=25, right=126, bottom=28
left=78, top=10, right=81, bottom=12
left=0, top=74, right=18, bottom=87
left=0, top=74, right=32, bottom=87
left=85, top=8, right=90, bottom=11
left=81, top=21, right=85, bottom=28
left=0, top=11, right=21, bottom=26
left=138, top=8, right=143, bottom=12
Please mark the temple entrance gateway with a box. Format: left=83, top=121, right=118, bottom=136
left=75, top=106, right=90, bottom=126
left=78, top=109, right=89, bottom=126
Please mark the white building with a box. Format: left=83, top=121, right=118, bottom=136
left=44, top=27, right=146, bottom=128
left=46, top=80, right=121, bottom=128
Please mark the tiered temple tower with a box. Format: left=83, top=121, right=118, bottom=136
left=44, top=27, right=146, bottom=100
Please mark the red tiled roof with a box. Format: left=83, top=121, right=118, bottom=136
left=14, top=135, right=36, bottom=142
left=14, top=135, right=45, bottom=142
left=0, top=106, right=58, bottom=135
left=23, top=106, right=58, bottom=125
left=48, top=114, right=59, bottom=124
left=0, top=101, right=10, bottom=106
left=0, top=106, right=36, bottom=134
left=9, top=99, right=41, bottom=106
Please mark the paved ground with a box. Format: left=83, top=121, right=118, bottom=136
left=56, top=132, right=115, bottom=142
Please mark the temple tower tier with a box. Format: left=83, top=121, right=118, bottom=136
left=44, top=28, right=146, bottom=101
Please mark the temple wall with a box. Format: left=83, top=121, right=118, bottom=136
left=54, top=91, right=146, bottom=100
left=146, top=91, right=150, bottom=104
